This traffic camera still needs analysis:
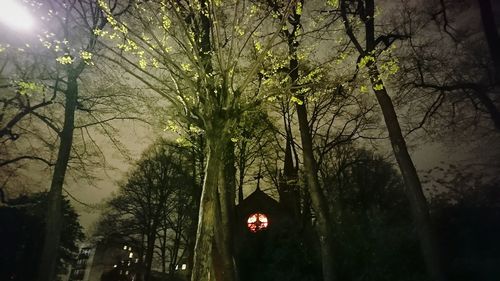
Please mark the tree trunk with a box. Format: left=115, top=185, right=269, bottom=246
left=237, top=140, right=246, bottom=204
left=169, top=219, right=182, bottom=275
left=278, top=131, right=300, bottom=220
left=144, top=228, right=157, bottom=281
left=368, top=63, right=447, bottom=281
left=295, top=100, right=337, bottom=281
left=339, top=0, right=447, bottom=278
left=191, top=123, right=236, bottom=281
left=186, top=135, right=205, bottom=278
left=474, top=87, right=500, bottom=130
left=37, top=72, right=78, bottom=281
left=218, top=139, right=237, bottom=281
left=161, top=228, right=167, bottom=273
left=478, top=0, right=500, bottom=82
left=191, top=143, right=218, bottom=281
left=285, top=5, right=337, bottom=276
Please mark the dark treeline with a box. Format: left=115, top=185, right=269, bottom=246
left=0, top=193, right=83, bottom=280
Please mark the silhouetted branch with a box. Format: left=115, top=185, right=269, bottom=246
left=0, top=155, right=54, bottom=167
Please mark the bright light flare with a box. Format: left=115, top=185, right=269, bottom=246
left=0, top=0, right=35, bottom=31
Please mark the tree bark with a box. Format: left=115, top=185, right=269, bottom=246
left=191, top=122, right=236, bottom=281
left=189, top=0, right=238, bottom=278
left=186, top=135, right=205, bottom=279
left=368, top=63, right=446, bottom=281
left=217, top=139, right=237, bottom=281
left=191, top=141, right=218, bottom=281
left=37, top=71, right=78, bottom=281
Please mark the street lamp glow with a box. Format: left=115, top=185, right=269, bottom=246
left=0, top=0, right=35, bottom=31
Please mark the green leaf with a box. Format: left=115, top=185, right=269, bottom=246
left=162, top=15, right=171, bottom=30
left=56, top=55, right=74, bottom=65
left=373, top=83, right=384, bottom=91
left=290, top=96, right=304, bottom=105
left=296, top=2, right=303, bottom=15
left=327, top=0, right=339, bottom=7
left=358, top=55, right=375, bottom=68
left=17, top=81, right=44, bottom=96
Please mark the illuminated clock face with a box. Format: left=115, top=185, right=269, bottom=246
left=247, top=213, right=269, bottom=233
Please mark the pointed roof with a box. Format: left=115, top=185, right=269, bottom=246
left=236, top=188, right=280, bottom=217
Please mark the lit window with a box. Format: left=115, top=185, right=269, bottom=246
left=181, top=264, right=187, bottom=270
left=129, top=252, right=133, bottom=258
left=123, top=245, right=127, bottom=250
left=247, top=213, right=269, bottom=233
left=125, top=270, right=129, bottom=275
left=113, top=264, right=117, bottom=268
left=80, top=248, right=91, bottom=257
left=175, top=265, right=179, bottom=270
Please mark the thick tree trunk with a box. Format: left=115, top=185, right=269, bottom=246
left=218, top=139, right=237, bottom=281
left=368, top=63, right=447, bottom=281
left=186, top=136, right=205, bottom=278
left=37, top=72, right=78, bottom=281
left=191, top=142, right=218, bottom=281
left=191, top=123, right=236, bottom=281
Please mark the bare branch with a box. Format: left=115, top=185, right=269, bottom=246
left=0, top=155, right=54, bottom=167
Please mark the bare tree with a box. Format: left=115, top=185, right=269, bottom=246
left=394, top=0, right=500, bottom=132
left=98, top=140, right=197, bottom=280
left=336, top=1, right=447, bottom=280
left=0, top=1, right=133, bottom=280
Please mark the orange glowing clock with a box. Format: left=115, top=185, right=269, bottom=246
left=247, top=213, right=269, bottom=233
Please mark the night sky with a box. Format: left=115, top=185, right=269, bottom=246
left=0, top=0, right=499, bottom=235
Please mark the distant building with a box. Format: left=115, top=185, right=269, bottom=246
left=91, top=241, right=140, bottom=281
left=67, top=241, right=141, bottom=281
left=66, top=245, right=94, bottom=281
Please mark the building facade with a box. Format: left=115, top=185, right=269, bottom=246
left=66, top=241, right=140, bottom=281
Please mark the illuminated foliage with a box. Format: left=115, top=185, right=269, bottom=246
left=94, top=3, right=300, bottom=279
